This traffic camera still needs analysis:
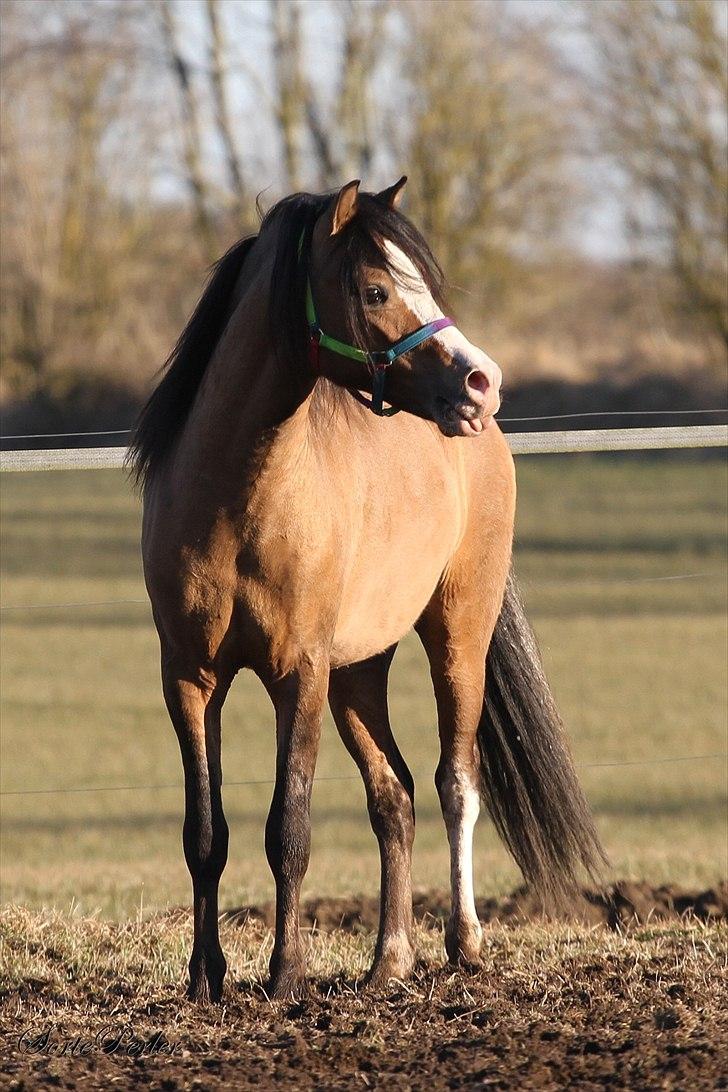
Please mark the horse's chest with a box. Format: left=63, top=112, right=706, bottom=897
left=330, top=507, right=459, bottom=666
left=234, top=438, right=465, bottom=670
left=329, top=459, right=465, bottom=665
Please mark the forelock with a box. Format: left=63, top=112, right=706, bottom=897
left=341, top=195, right=445, bottom=299
left=382, top=240, right=431, bottom=295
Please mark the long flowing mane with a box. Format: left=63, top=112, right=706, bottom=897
left=127, top=189, right=446, bottom=490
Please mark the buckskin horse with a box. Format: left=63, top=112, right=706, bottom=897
left=129, top=178, right=605, bottom=1003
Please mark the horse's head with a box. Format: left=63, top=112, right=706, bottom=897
left=306, top=178, right=502, bottom=436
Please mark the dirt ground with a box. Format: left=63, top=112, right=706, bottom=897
left=2, top=885, right=726, bottom=1091
left=227, top=879, right=728, bottom=932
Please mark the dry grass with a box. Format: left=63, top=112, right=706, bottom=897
left=1, top=904, right=726, bottom=1089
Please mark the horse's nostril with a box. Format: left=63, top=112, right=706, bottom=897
left=466, top=369, right=490, bottom=399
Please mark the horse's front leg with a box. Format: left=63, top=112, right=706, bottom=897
left=424, top=637, right=485, bottom=967
left=263, top=655, right=329, bottom=999
left=163, top=666, right=230, bottom=1003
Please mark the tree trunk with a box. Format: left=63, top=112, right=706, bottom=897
left=159, top=0, right=217, bottom=259
left=205, top=0, right=247, bottom=213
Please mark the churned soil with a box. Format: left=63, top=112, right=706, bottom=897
left=1, top=884, right=726, bottom=1091
left=226, top=879, right=728, bottom=933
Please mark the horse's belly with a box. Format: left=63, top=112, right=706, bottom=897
left=330, top=528, right=455, bottom=667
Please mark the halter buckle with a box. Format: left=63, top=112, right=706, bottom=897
left=370, top=360, right=389, bottom=416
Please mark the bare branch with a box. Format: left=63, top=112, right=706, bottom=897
left=158, top=0, right=216, bottom=258
left=205, top=0, right=247, bottom=208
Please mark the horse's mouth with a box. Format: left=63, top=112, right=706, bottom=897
left=435, top=398, right=495, bottom=438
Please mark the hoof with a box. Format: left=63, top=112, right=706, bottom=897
left=188, top=949, right=227, bottom=1004
left=267, top=954, right=308, bottom=1000
left=447, top=951, right=484, bottom=974
left=445, top=919, right=483, bottom=969
left=365, top=947, right=416, bottom=991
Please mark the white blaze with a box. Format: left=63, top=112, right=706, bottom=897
left=383, top=241, right=492, bottom=370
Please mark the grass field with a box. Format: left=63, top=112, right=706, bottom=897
left=1, top=454, right=726, bottom=918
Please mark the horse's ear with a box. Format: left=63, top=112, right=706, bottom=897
left=377, top=175, right=407, bottom=209
left=329, top=179, right=360, bottom=235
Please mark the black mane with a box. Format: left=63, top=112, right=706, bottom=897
left=128, top=188, right=446, bottom=489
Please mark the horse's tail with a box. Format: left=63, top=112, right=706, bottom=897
left=478, top=570, right=607, bottom=906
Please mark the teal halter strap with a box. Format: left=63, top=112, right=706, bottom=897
left=300, top=234, right=455, bottom=416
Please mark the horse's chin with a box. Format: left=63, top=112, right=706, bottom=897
left=436, top=410, right=493, bottom=438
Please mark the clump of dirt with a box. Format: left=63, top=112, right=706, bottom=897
left=225, top=880, right=728, bottom=932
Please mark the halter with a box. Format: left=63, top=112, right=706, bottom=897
left=301, top=233, right=455, bottom=416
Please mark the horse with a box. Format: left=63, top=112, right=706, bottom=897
left=129, top=178, right=605, bottom=1004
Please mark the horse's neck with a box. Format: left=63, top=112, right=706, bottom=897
left=175, top=256, right=317, bottom=496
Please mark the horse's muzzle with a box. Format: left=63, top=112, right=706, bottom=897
left=433, top=352, right=502, bottom=437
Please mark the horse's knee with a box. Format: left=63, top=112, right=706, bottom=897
left=265, top=787, right=312, bottom=884
left=183, top=808, right=229, bottom=883
left=265, top=824, right=310, bottom=885
left=435, top=760, right=480, bottom=824
left=368, top=776, right=414, bottom=850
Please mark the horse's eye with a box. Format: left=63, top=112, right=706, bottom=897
left=365, top=285, right=388, bottom=306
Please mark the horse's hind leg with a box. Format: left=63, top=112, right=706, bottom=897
left=329, top=648, right=416, bottom=986
left=416, top=543, right=510, bottom=967
left=163, top=666, right=230, bottom=1003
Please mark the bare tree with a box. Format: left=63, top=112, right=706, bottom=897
left=270, top=0, right=308, bottom=190
left=582, top=0, right=728, bottom=345
left=0, top=0, right=193, bottom=393
left=257, top=0, right=393, bottom=191
left=303, top=0, right=391, bottom=187
left=398, top=0, right=575, bottom=304
left=205, top=0, right=247, bottom=210
left=158, top=0, right=217, bottom=258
